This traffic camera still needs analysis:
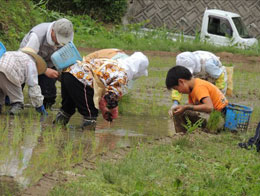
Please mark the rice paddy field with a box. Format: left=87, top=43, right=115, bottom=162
left=0, top=49, right=260, bottom=196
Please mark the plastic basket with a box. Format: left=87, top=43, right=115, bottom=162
left=0, top=42, right=6, bottom=58
left=51, top=42, right=82, bottom=70
left=224, top=103, right=253, bottom=131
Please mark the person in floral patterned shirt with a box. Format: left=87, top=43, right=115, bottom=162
left=53, top=49, right=149, bottom=129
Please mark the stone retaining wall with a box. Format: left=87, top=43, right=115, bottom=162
left=123, top=0, right=260, bottom=37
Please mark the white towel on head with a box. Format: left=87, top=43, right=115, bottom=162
left=176, top=51, right=200, bottom=74
left=118, top=52, right=149, bottom=81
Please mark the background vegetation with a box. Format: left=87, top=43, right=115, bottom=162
left=1, top=0, right=260, bottom=56
left=0, top=0, right=44, bottom=50
left=33, top=0, right=127, bottom=23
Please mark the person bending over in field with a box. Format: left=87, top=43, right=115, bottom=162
left=0, top=48, right=47, bottom=115
left=166, top=66, right=228, bottom=133
left=53, top=49, right=149, bottom=130
left=169, top=51, right=228, bottom=117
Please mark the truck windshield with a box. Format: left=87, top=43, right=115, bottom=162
left=232, top=17, right=251, bottom=38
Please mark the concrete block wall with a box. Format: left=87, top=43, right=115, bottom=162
left=123, top=0, right=260, bottom=37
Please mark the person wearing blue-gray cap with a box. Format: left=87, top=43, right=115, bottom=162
left=20, top=18, right=74, bottom=109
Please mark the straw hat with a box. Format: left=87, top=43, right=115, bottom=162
left=20, top=47, right=47, bottom=75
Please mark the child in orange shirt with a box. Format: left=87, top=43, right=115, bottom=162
left=166, top=66, right=228, bottom=132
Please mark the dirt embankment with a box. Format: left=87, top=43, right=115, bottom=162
left=78, top=47, right=260, bottom=65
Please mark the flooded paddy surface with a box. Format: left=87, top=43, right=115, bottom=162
left=0, top=109, right=174, bottom=193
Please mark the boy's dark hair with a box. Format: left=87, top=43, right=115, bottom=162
left=165, top=66, right=192, bottom=89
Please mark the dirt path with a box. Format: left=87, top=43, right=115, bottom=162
left=78, top=47, right=260, bottom=65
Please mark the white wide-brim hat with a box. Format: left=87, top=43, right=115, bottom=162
left=21, top=47, right=47, bottom=75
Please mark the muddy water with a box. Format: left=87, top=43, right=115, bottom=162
left=0, top=112, right=175, bottom=192
left=64, top=114, right=176, bottom=153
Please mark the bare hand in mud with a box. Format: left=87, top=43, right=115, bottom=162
left=104, top=111, right=113, bottom=122
left=173, top=105, right=186, bottom=115
left=168, top=104, right=178, bottom=117
left=45, top=68, right=59, bottom=78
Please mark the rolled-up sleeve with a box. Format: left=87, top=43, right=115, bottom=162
left=28, top=85, right=44, bottom=107
left=26, top=60, right=44, bottom=107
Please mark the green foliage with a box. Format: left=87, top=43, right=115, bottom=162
left=0, top=0, right=46, bottom=50
left=223, top=62, right=234, bottom=67
left=2, top=0, right=260, bottom=56
left=206, top=110, right=225, bottom=133
left=172, top=137, right=193, bottom=149
left=50, top=132, right=260, bottom=195
left=182, top=117, right=204, bottom=133
left=0, top=181, right=20, bottom=196
left=71, top=20, right=260, bottom=56
left=33, top=0, right=128, bottom=23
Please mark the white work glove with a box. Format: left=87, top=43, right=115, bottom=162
left=168, top=100, right=179, bottom=117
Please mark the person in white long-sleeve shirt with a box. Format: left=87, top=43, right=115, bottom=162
left=0, top=47, right=47, bottom=115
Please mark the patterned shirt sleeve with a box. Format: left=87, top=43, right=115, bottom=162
left=66, top=59, right=128, bottom=98
left=93, top=59, right=128, bottom=97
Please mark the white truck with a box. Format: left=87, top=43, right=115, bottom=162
left=200, top=9, right=258, bottom=48
left=138, top=9, right=258, bottom=49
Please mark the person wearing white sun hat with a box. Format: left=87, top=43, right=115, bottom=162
left=169, top=50, right=227, bottom=117
left=20, top=18, right=74, bottom=109
left=0, top=47, right=47, bottom=115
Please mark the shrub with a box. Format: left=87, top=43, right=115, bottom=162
left=33, top=0, right=128, bottom=23
left=0, top=0, right=46, bottom=50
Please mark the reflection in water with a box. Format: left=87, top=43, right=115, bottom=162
left=93, top=115, right=174, bottom=153
left=95, top=115, right=173, bottom=137
left=0, top=116, right=42, bottom=187
left=69, top=114, right=173, bottom=153
left=0, top=111, right=173, bottom=189
left=95, top=132, right=121, bottom=153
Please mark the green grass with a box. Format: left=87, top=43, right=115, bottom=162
left=72, top=22, right=260, bottom=56
left=0, top=0, right=48, bottom=50
left=48, top=51, right=260, bottom=195
left=74, top=27, right=260, bottom=56
left=118, top=56, right=173, bottom=117
left=206, top=111, right=225, bottom=133
left=42, top=52, right=260, bottom=195
left=1, top=2, right=260, bottom=195
left=50, top=132, right=260, bottom=196
left=2, top=1, right=260, bottom=56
